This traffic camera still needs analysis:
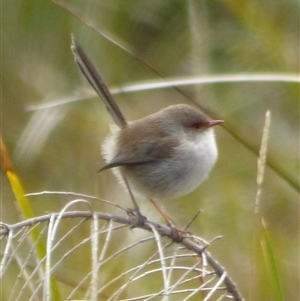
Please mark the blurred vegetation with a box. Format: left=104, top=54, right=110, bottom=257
left=1, top=0, right=299, bottom=300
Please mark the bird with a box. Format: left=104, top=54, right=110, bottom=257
left=71, top=36, right=223, bottom=225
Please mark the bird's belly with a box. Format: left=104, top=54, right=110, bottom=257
left=123, top=132, right=218, bottom=200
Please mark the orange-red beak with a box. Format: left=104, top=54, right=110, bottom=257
left=207, top=120, right=224, bottom=128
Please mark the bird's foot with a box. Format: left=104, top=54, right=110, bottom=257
left=167, top=222, right=192, bottom=243
left=127, top=207, right=147, bottom=227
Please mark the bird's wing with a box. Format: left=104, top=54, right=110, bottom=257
left=98, top=137, right=179, bottom=172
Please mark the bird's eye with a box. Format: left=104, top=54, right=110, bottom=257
left=191, top=122, right=202, bottom=129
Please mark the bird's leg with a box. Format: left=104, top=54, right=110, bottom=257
left=122, top=175, right=147, bottom=226
left=149, top=199, right=175, bottom=225
left=150, top=199, right=184, bottom=242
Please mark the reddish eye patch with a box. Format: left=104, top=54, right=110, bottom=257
left=191, top=122, right=205, bottom=129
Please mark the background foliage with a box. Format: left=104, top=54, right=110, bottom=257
left=1, top=0, right=299, bottom=300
